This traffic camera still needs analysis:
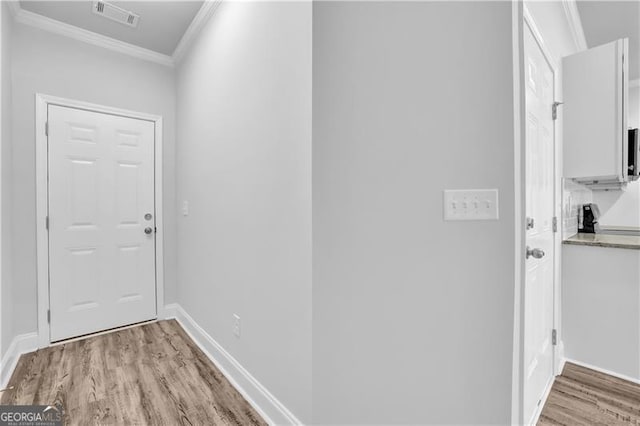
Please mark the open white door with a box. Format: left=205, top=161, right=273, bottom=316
left=523, top=21, right=556, bottom=424
left=47, top=105, right=157, bottom=342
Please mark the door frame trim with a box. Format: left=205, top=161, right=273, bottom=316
left=34, top=93, right=164, bottom=348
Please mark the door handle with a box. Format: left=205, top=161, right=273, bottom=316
left=526, top=246, right=545, bottom=259
left=144, top=227, right=153, bottom=235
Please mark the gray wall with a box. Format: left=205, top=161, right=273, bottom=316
left=4, top=3, right=522, bottom=423
left=312, top=2, right=516, bottom=423
left=10, top=23, right=177, bottom=337
left=175, top=1, right=312, bottom=422
left=1, top=1, right=13, bottom=358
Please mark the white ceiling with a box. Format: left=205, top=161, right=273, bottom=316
left=577, top=0, right=640, bottom=80
left=19, top=1, right=204, bottom=55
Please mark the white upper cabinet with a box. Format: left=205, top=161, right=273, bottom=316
left=563, top=39, right=629, bottom=189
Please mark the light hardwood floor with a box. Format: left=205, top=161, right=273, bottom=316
left=0, top=320, right=267, bottom=426
left=539, top=362, right=640, bottom=425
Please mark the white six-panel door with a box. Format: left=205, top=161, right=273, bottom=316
left=48, top=105, right=156, bottom=342
left=523, top=22, right=556, bottom=424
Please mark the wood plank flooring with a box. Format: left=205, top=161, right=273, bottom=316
left=0, top=320, right=267, bottom=426
left=539, top=362, right=640, bottom=425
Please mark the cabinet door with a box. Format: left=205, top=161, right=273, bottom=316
left=563, top=39, right=628, bottom=181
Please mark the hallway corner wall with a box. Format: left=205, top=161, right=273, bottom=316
left=175, top=1, right=312, bottom=423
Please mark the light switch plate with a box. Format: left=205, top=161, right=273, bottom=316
left=444, top=189, right=499, bottom=221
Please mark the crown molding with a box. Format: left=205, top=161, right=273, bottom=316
left=172, top=0, right=222, bottom=63
left=6, top=1, right=223, bottom=68
left=561, top=0, right=588, bottom=52
left=9, top=3, right=175, bottom=67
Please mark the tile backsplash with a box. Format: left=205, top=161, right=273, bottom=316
left=562, top=179, right=593, bottom=239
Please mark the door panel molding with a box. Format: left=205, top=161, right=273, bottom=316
left=35, top=93, right=164, bottom=348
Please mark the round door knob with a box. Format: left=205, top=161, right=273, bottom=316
left=526, top=246, right=545, bottom=259
left=144, top=227, right=153, bottom=235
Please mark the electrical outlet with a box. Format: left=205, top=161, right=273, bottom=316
left=182, top=201, right=189, bottom=216
left=233, top=314, right=241, bottom=338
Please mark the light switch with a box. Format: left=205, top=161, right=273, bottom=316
left=182, top=201, right=189, bottom=216
left=444, top=189, right=499, bottom=221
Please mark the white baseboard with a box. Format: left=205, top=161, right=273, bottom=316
left=0, top=332, right=38, bottom=390
left=160, top=303, right=179, bottom=320
left=564, top=357, right=640, bottom=386
left=167, top=303, right=303, bottom=426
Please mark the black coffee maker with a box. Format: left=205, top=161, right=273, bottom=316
left=579, top=203, right=600, bottom=234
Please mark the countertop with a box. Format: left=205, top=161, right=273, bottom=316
left=599, top=226, right=640, bottom=236
left=564, top=233, right=640, bottom=250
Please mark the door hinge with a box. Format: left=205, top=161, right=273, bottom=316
left=552, top=329, right=557, bottom=346
left=45, top=216, right=49, bottom=231
left=45, top=121, right=48, bottom=136
left=47, top=309, right=50, bottom=324
left=552, top=216, right=558, bottom=233
left=552, top=101, right=564, bottom=120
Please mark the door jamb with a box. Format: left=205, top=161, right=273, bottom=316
left=35, top=93, right=164, bottom=349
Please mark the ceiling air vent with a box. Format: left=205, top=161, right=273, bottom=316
left=92, top=1, right=140, bottom=28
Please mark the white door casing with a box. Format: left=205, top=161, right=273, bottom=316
left=523, top=21, right=556, bottom=424
left=36, top=94, right=164, bottom=347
